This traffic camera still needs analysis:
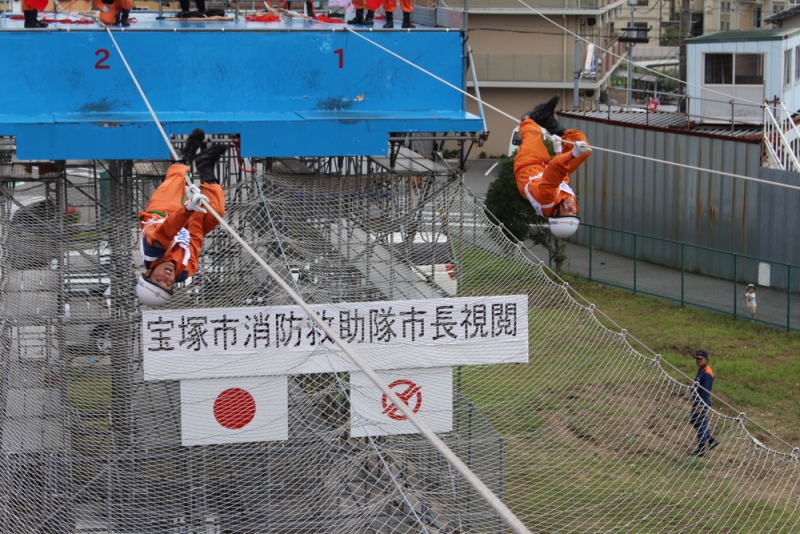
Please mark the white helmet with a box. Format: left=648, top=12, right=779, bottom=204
left=136, top=275, right=172, bottom=307
left=548, top=216, right=580, bottom=239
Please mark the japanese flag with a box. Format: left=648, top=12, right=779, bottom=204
left=180, top=377, right=288, bottom=446
left=350, top=367, right=453, bottom=438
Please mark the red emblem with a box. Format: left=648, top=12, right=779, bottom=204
left=381, top=379, right=422, bottom=421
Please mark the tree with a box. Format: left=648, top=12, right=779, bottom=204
left=483, top=151, right=568, bottom=274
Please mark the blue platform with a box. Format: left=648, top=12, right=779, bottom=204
left=0, top=14, right=482, bottom=160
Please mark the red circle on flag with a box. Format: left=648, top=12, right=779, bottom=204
left=213, top=388, right=256, bottom=429
left=381, top=379, right=422, bottom=421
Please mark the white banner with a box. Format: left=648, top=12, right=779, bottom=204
left=143, top=295, right=528, bottom=381
left=180, top=377, right=288, bottom=446
left=350, top=368, right=453, bottom=438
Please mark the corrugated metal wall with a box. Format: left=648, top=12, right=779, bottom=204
left=559, top=115, right=763, bottom=280
left=757, top=168, right=800, bottom=288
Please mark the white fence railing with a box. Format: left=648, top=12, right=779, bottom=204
left=763, top=101, right=800, bottom=172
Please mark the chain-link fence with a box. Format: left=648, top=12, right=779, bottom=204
left=555, top=224, right=800, bottom=331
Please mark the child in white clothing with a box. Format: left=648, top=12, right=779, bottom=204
left=743, top=283, right=757, bottom=321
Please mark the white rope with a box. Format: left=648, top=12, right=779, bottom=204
left=107, top=26, right=533, bottom=534
left=105, top=27, right=179, bottom=162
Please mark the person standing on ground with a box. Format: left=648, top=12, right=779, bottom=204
left=136, top=129, right=229, bottom=307
left=689, top=350, right=720, bottom=457
left=743, top=283, right=757, bottom=322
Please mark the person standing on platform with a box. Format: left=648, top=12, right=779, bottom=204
left=136, top=129, right=229, bottom=307
left=178, top=0, right=205, bottom=16
left=382, top=0, right=413, bottom=28
left=94, top=0, right=132, bottom=26
left=22, top=0, right=48, bottom=28
left=347, top=0, right=375, bottom=24
left=688, top=350, right=720, bottom=457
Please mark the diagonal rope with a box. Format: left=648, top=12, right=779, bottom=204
left=106, top=25, right=533, bottom=534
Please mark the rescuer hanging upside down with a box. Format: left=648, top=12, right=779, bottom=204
left=136, top=129, right=229, bottom=307
left=513, top=95, right=592, bottom=238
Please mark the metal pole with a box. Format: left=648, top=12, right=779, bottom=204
left=680, top=242, right=685, bottom=307
left=627, top=6, right=634, bottom=111
left=787, top=265, right=791, bottom=331
left=574, top=37, right=581, bottom=109
left=733, top=253, right=738, bottom=319
left=633, top=233, right=637, bottom=293
left=730, top=99, right=735, bottom=134
left=589, top=224, right=593, bottom=280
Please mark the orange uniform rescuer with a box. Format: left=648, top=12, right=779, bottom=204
left=136, top=129, right=228, bottom=307
left=93, top=0, right=133, bottom=26
left=513, top=95, right=592, bottom=238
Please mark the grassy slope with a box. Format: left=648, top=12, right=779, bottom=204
left=561, top=274, right=800, bottom=447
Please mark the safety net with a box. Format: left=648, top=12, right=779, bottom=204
left=0, top=148, right=798, bottom=533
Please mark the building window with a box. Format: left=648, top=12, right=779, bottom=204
left=736, top=54, right=763, bottom=84
left=704, top=53, right=763, bottom=85
left=785, top=49, right=793, bottom=88
left=753, top=7, right=762, bottom=28
left=705, top=54, right=733, bottom=84
left=795, top=47, right=800, bottom=81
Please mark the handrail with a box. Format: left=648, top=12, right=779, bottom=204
left=763, top=103, right=800, bottom=172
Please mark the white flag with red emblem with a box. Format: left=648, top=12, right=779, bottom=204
left=180, top=377, right=288, bottom=446
left=350, top=368, right=453, bottom=438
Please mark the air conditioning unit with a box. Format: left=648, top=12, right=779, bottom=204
left=580, top=16, right=598, bottom=26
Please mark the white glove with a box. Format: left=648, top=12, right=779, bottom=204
left=551, top=135, right=563, bottom=155
left=185, top=185, right=208, bottom=213
left=572, top=141, right=592, bottom=157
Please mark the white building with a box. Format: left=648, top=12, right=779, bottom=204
left=685, top=28, right=800, bottom=121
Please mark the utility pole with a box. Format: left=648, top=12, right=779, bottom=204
left=574, top=37, right=582, bottom=109
left=679, top=0, right=690, bottom=86
left=627, top=6, right=635, bottom=110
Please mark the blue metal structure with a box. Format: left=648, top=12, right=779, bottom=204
left=0, top=15, right=482, bottom=160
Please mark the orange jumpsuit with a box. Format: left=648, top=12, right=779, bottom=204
left=353, top=0, right=365, bottom=8
left=513, top=118, right=590, bottom=218
left=383, top=0, right=411, bottom=12
left=22, top=1, right=46, bottom=10
left=139, top=164, right=225, bottom=283
left=92, top=0, right=133, bottom=25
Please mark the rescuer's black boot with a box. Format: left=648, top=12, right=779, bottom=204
left=363, top=9, right=374, bottom=23
left=178, top=128, right=205, bottom=166
left=347, top=8, right=364, bottom=23
left=523, top=95, right=566, bottom=136
left=24, top=10, right=48, bottom=27
left=401, top=11, right=414, bottom=28
left=382, top=10, right=393, bottom=28
left=194, top=144, right=229, bottom=184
